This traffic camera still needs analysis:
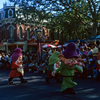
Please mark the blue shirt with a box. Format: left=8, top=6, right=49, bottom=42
left=88, top=64, right=96, bottom=68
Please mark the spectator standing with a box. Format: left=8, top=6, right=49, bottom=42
left=92, top=43, right=98, bottom=64
left=96, top=48, right=100, bottom=81
left=76, top=40, right=80, bottom=48
left=87, top=47, right=93, bottom=57
left=87, top=59, right=96, bottom=78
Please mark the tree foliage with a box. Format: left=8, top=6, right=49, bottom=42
left=9, top=0, right=100, bottom=39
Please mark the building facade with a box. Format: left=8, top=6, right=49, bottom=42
left=0, top=2, right=59, bottom=53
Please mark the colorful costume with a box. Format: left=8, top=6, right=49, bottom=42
left=45, top=51, right=61, bottom=83
left=16, top=59, right=24, bottom=76
left=8, top=48, right=27, bottom=84
left=56, top=62, right=82, bottom=92
left=52, top=42, right=83, bottom=94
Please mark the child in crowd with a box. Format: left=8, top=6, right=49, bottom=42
left=87, top=59, right=96, bottom=78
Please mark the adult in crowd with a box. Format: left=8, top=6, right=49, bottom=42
left=96, top=47, right=100, bottom=81
left=92, top=43, right=98, bottom=64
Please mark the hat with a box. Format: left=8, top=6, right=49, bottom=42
left=89, top=59, right=93, bottom=62
left=11, top=48, right=22, bottom=61
left=63, top=42, right=78, bottom=59
left=49, top=51, right=60, bottom=65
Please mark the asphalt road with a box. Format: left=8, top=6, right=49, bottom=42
left=0, top=69, right=100, bottom=100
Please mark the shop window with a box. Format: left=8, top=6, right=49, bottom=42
left=8, top=9, right=13, bottom=18
left=27, top=28, right=30, bottom=40
left=19, top=26, right=22, bottom=39
left=9, top=26, right=14, bottom=39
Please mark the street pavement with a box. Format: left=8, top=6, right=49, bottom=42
left=0, top=69, right=100, bottom=100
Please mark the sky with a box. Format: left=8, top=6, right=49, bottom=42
left=0, top=0, right=8, bottom=9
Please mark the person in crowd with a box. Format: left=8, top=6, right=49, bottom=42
left=75, top=48, right=84, bottom=78
left=84, top=46, right=88, bottom=56
left=76, top=40, right=80, bottom=48
left=87, top=59, right=96, bottom=78
left=36, top=61, right=43, bottom=73
left=1, top=55, right=7, bottom=69
left=57, top=48, right=62, bottom=54
left=62, top=47, right=65, bottom=53
left=0, top=54, right=2, bottom=61
left=93, top=68, right=98, bottom=78
left=96, top=40, right=100, bottom=48
left=87, top=47, right=93, bottom=57
left=79, top=47, right=84, bottom=57
left=48, top=48, right=52, bottom=56
left=96, top=47, right=100, bottom=81
left=8, top=48, right=27, bottom=84
left=92, top=43, right=98, bottom=64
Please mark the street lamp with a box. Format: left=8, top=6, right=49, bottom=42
left=37, top=28, right=41, bottom=62
left=37, top=28, right=41, bottom=35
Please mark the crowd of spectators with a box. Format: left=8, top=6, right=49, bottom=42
left=75, top=40, right=100, bottom=80
left=0, top=48, right=57, bottom=73
left=0, top=40, right=100, bottom=81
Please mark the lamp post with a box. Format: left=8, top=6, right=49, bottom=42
left=37, top=28, right=41, bottom=62
left=37, top=28, right=41, bottom=35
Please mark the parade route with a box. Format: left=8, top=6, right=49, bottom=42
left=0, top=69, right=100, bottom=100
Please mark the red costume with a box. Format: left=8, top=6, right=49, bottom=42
left=8, top=48, right=27, bottom=84
left=9, top=62, right=21, bottom=77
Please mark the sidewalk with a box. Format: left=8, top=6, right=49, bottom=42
left=0, top=69, right=100, bottom=100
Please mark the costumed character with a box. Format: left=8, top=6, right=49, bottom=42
left=8, top=48, right=27, bottom=84
left=75, top=48, right=84, bottom=78
left=16, top=57, right=24, bottom=76
left=52, top=42, right=83, bottom=95
left=45, top=51, right=62, bottom=84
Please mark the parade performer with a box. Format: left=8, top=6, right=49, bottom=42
left=8, top=48, right=27, bottom=84
left=52, top=42, right=83, bottom=95
left=45, top=51, right=62, bottom=83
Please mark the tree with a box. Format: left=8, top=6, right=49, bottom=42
left=9, top=0, right=100, bottom=38
left=37, top=0, right=100, bottom=36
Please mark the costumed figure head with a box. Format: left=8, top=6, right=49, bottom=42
left=11, top=48, right=23, bottom=65
left=58, top=42, right=78, bottom=67
left=49, top=51, right=61, bottom=70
